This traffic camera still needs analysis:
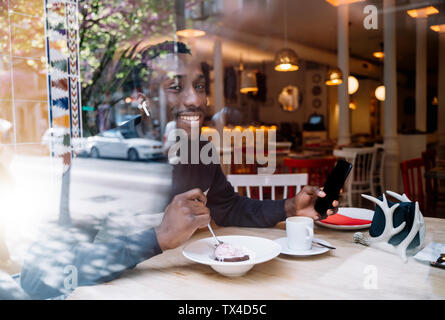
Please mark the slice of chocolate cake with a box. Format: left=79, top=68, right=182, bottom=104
left=214, top=243, right=250, bottom=262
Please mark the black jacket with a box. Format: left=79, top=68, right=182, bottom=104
left=172, top=160, right=286, bottom=228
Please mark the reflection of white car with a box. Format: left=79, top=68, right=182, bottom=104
left=87, top=129, right=164, bottom=161
left=163, top=121, right=176, bottom=154
left=41, top=127, right=89, bottom=156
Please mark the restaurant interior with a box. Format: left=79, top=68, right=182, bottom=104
left=167, top=0, right=445, bottom=217
left=0, top=0, right=445, bottom=300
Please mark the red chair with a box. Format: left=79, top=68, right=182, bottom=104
left=400, top=158, right=425, bottom=209
left=284, top=158, right=337, bottom=187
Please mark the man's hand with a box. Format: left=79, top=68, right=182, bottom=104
left=284, top=186, right=339, bottom=221
left=155, top=188, right=210, bottom=251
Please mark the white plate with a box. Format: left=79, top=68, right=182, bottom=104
left=274, top=237, right=331, bottom=256
left=315, top=207, right=374, bottom=230
left=182, top=235, right=281, bottom=277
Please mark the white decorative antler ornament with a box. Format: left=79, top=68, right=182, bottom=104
left=353, top=191, right=426, bottom=263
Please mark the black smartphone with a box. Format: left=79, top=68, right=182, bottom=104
left=314, top=159, right=353, bottom=220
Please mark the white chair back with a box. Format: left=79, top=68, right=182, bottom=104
left=351, top=147, right=377, bottom=184
left=227, top=173, right=308, bottom=200
left=333, top=147, right=377, bottom=206
left=335, top=147, right=377, bottom=184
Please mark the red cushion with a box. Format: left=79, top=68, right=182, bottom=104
left=320, top=213, right=372, bottom=226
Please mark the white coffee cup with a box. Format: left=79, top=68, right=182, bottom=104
left=286, top=216, right=314, bottom=251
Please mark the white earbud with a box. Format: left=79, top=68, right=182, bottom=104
left=138, top=101, right=150, bottom=117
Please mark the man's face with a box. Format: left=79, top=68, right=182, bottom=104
left=151, top=53, right=207, bottom=137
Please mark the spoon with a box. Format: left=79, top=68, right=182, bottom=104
left=197, top=189, right=222, bottom=246
left=312, top=241, right=336, bottom=250
left=208, top=223, right=222, bottom=246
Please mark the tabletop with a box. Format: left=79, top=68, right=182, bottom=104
left=67, top=217, right=445, bottom=300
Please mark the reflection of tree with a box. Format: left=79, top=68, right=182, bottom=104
left=58, top=1, right=204, bottom=227
left=0, top=1, right=46, bottom=70
left=1, top=0, right=205, bottom=134
left=79, top=0, right=205, bottom=135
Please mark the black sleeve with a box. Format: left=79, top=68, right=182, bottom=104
left=206, top=165, right=287, bottom=228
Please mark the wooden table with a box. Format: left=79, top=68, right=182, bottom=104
left=67, top=218, right=445, bottom=300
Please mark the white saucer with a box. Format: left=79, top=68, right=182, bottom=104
left=274, top=237, right=331, bottom=256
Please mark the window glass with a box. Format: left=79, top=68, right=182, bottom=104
left=0, top=0, right=444, bottom=300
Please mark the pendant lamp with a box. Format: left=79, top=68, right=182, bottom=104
left=240, top=70, right=258, bottom=94
left=375, top=85, right=385, bottom=101
left=175, top=0, right=206, bottom=38
left=325, top=67, right=343, bottom=85
left=274, top=0, right=299, bottom=72
left=274, top=48, right=299, bottom=71
left=348, top=75, right=359, bottom=94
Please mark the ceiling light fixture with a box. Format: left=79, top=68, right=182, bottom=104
left=375, top=85, right=385, bottom=102
left=274, top=48, right=299, bottom=71
left=373, top=51, right=384, bottom=59
left=325, top=0, right=364, bottom=7
left=274, top=0, right=299, bottom=72
left=348, top=75, right=359, bottom=94
left=432, top=96, right=438, bottom=106
left=240, top=71, right=258, bottom=94
left=175, top=0, right=206, bottom=38
left=349, top=100, right=357, bottom=110
left=325, top=67, right=343, bottom=86
left=407, top=6, right=439, bottom=18
left=239, top=56, right=258, bottom=94
left=430, top=24, right=445, bottom=33
left=176, top=29, right=206, bottom=38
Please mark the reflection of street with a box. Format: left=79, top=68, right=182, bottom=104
left=2, top=155, right=171, bottom=264
left=69, top=157, right=171, bottom=221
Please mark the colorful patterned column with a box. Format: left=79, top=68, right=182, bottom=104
left=44, top=0, right=81, bottom=225
left=44, top=0, right=82, bottom=168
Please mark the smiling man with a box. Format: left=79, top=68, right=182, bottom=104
left=130, top=41, right=339, bottom=252
left=19, top=41, right=339, bottom=299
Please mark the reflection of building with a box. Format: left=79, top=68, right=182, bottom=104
left=0, top=14, right=49, bottom=151
left=0, top=0, right=81, bottom=155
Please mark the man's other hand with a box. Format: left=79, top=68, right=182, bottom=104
left=284, top=186, right=339, bottom=221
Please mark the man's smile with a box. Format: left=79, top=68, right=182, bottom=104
left=175, top=109, right=204, bottom=130
left=178, top=114, right=201, bottom=122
